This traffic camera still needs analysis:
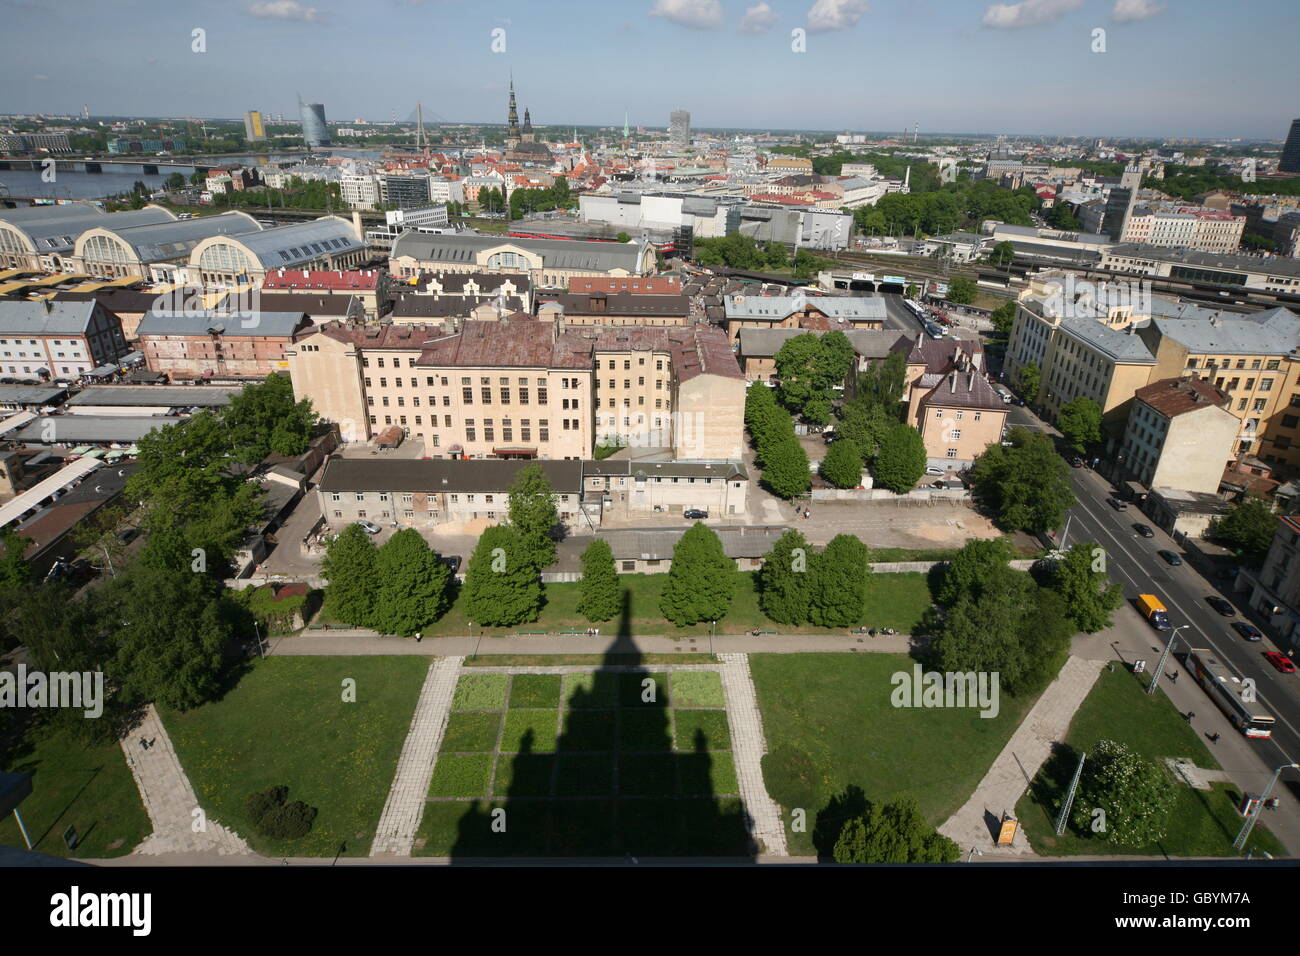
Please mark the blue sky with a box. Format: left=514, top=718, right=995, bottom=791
left=0, top=0, right=1295, bottom=139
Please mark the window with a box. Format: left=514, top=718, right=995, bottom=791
left=1261, top=378, right=1274, bottom=392
left=465, top=419, right=476, bottom=442
left=502, top=420, right=512, bottom=442
left=519, top=386, right=529, bottom=404
left=484, top=420, right=494, bottom=442
left=481, top=386, right=492, bottom=404
left=364, top=377, right=372, bottom=387
left=1253, top=399, right=1266, bottom=412
left=934, top=410, right=943, bottom=418
left=1246, top=378, right=1256, bottom=391
left=539, top=420, right=549, bottom=441
left=521, top=420, right=531, bottom=441
left=379, top=378, right=387, bottom=388
left=538, top=385, right=548, bottom=404
left=500, top=386, right=510, bottom=404
left=955, top=411, right=963, bottom=420
left=622, top=561, right=636, bottom=571
left=950, top=429, right=961, bottom=440
left=331, top=492, right=340, bottom=501
left=946, top=448, right=957, bottom=459
left=973, top=412, right=982, bottom=421
left=463, top=385, right=473, bottom=403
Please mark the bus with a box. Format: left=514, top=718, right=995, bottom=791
left=1187, top=648, right=1275, bottom=739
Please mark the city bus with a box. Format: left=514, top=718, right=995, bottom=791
left=1187, top=648, right=1275, bottom=739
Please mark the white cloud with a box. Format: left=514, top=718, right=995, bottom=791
left=981, top=0, right=1084, bottom=29
left=649, top=0, right=724, bottom=29
left=738, top=2, right=779, bottom=33
left=247, top=1, right=322, bottom=22
left=806, top=0, right=870, bottom=33
left=1112, top=0, right=1163, bottom=22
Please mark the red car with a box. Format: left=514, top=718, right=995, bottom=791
left=1263, top=651, right=1296, bottom=674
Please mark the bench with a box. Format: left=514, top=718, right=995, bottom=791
left=851, top=627, right=870, bottom=634
left=514, top=630, right=549, bottom=636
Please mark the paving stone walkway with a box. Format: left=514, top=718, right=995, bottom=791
left=370, top=657, right=464, bottom=857
left=717, top=653, right=788, bottom=856
left=938, top=655, right=1105, bottom=857
left=121, top=704, right=251, bottom=856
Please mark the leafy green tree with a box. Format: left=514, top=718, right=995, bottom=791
left=1210, top=495, right=1276, bottom=558
left=989, top=241, right=1016, bottom=267
left=969, top=428, right=1076, bottom=533
left=370, top=529, right=452, bottom=636
left=507, top=464, right=559, bottom=572
left=821, top=437, right=864, bottom=489
left=0, top=527, right=32, bottom=593
left=873, top=423, right=927, bottom=493
left=321, top=523, right=379, bottom=626
left=1050, top=542, right=1124, bottom=633
left=576, top=538, right=620, bottom=622
left=757, top=529, right=813, bottom=626
left=165, top=172, right=187, bottom=190
left=223, top=373, right=317, bottom=463
left=853, top=351, right=908, bottom=415
left=761, top=434, right=811, bottom=499
left=462, top=525, right=543, bottom=627
left=836, top=400, right=891, bottom=463
left=833, top=796, right=960, bottom=863
left=809, top=534, right=869, bottom=628
left=1071, top=739, right=1175, bottom=847
left=989, top=301, right=1017, bottom=335
left=1057, top=396, right=1102, bottom=454
left=616, top=231, right=631, bottom=242
left=660, top=523, right=737, bottom=626
left=1017, top=360, right=1041, bottom=403
left=937, top=537, right=1015, bottom=606
left=774, top=334, right=824, bottom=417
left=946, top=277, right=976, bottom=304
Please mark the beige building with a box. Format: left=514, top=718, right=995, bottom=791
left=1117, top=377, right=1238, bottom=493
left=722, top=295, right=886, bottom=345
left=897, top=338, right=1007, bottom=467
left=286, top=314, right=744, bottom=461
left=738, top=327, right=909, bottom=382
left=1242, top=515, right=1300, bottom=648
left=582, top=459, right=749, bottom=517
left=389, top=233, right=654, bottom=288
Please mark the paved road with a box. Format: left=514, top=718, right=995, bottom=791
left=878, top=292, right=925, bottom=336
left=1009, top=403, right=1300, bottom=807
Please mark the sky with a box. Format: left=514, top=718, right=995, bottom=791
left=0, top=0, right=1296, bottom=140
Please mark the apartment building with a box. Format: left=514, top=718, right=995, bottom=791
left=1120, top=204, right=1245, bottom=254
left=739, top=327, right=909, bottom=382
left=721, top=295, right=886, bottom=345
left=285, top=314, right=744, bottom=461
left=389, top=233, right=655, bottom=288
left=0, top=300, right=129, bottom=381
left=536, top=292, right=691, bottom=327
left=136, top=309, right=311, bottom=380
left=1100, top=244, right=1300, bottom=296
left=260, top=269, right=388, bottom=319
left=1116, top=377, right=1238, bottom=493
left=1039, top=318, right=1157, bottom=422
left=898, top=338, right=1007, bottom=467
left=1241, top=515, right=1300, bottom=647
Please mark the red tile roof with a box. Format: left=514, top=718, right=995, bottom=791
left=1135, top=376, right=1231, bottom=417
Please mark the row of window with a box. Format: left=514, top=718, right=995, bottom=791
left=333, top=491, right=573, bottom=504
left=604, top=358, right=665, bottom=370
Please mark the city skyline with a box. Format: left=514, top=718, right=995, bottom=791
left=0, top=0, right=1297, bottom=140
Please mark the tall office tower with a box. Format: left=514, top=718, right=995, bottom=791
left=1281, top=119, right=1300, bottom=174
left=244, top=110, right=266, bottom=142
left=300, top=99, right=330, bottom=148
left=670, top=109, right=691, bottom=147
left=1102, top=167, right=1143, bottom=241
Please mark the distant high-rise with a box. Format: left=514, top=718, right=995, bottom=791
left=669, top=109, right=691, bottom=147
left=300, top=99, right=330, bottom=148
left=244, top=110, right=266, bottom=142
left=1281, top=119, right=1300, bottom=175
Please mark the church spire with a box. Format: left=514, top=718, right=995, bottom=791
left=506, top=76, right=520, bottom=149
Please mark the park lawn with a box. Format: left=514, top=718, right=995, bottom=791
left=462, top=654, right=716, bottom=667
left=162, top=656, right=429, bottom=858
left=0, top=723, right=150, bottom=858
left=751, top=652, right=1037, bottom=857
left=1015, top=668, right=1285, bottom=858
left=423, top=571, right=934, bottom=638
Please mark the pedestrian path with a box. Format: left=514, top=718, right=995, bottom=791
left=717, top=653, right=788, bottom=856
left=121, top=704, right=251, bottom=856
left=938, top=655, right=1104, bottom=857
left=370, top=657, right=464, bottom=857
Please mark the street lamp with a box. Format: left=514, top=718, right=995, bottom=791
left=1147, top=624, right=1187, bottom=696
left=1234, top=763, right=1299, bottom=852
left=1059, top=513, right=1074, bottom=550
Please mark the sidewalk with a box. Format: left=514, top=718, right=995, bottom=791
left=717, top=653, right=788, bottom=856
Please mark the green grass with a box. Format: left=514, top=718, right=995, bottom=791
left=1015, top=668, right=1286, bottom=858
left=670, top=671, right=725, bottom=708
left=0, top=723, right=150, bottom=858
left=442, top=712, right=502, bottom=753
left=562, top=672, right=620, bottom=709
left=750, top=652, right=1037, bottom=857
left=508, top=675, right=562, bottom=709
left=163, top=656, right=429, bottom=857
left=463, top=654, right=716, bottom=667
left=673, top=710, right=731, bottom=751
left=452, top=673, right=508, bottom=711
left=428, top=753, right=493, bottom=798
left=423, top=571, right=934, bottom=637
left=501, top=710, right=561, bottom=753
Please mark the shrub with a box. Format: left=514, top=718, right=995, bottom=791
left=245, top=785, right=318, bottom=839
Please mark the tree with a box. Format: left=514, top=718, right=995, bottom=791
left=853, top=351, right=908, bottom=416
left=1016, top=360, right=1041, bottom=404
left=370, top=529, right=452, bottom=636
left=833, top=796, right=960, bottom=863
left=836, top=401, right=890, bottom=463
left=937, top=537, right=1015, bottom=606
left=989, top=301, right=1017, bottom=336
left=774, top=334, right=824, bottom=417
left=165, top=172, right=187, bottom=190
left=576, top=539, right=620, bottom=622
left=1071, top=739, right=1175, bottom=847
left=969, top=428, right=1077, bottom=533
left=1210, top=495, right=1276, bottom=558
left=989, top=241, right=1016, bottom=268
left=821, top=438, right=864, bottom=489
left=757, top=529, right=813, bottom=625
left=507, top=464, right=559, bottom=572
left=873, top=422, right=927, bottom=493
left=0, top=526, right=32, bottom=593
left=760, top=434, right=811, bottom=499
left=616, top=231, right=631, bottom=242
left=660, top=523, right=737, bottom=626
left=947, top=277, right=976, bottom=304
left=462, top=526, right=543, bottom=627
left=223, top=373, right=317, bottom=463
left=808, top=534, right=869, bottom=628
left=321, top=524, right=379, bottom=626
left=1050, top=542, right=1124, bottom=633
left=1057, top=396, right=1102, bottom=454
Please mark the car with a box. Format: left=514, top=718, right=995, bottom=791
left=1157, top=549, right=1182, bottom=566
left=1232, top=622, right=1263, bottom=642
left=924, top=466, right=945, bottom=476
left=1205, top=596, right=1236, bottom=617
left=356, top=520, right=382, bottom=534
left=1107, top=496, right=1128, bottom=511
left=822, top=431, right=837, bottom=444
left=1133, top=523, right=1154, bottom=537
left=115, top=527, right=139, bottom=545
left=683, top=509, right=709, bottom=520
left=1263, top=650, right=1296, bottom=673
left=1071, top=456, right=1084, bottom=468
left=43, top=558, right=69, bottom=584
left=439, top=555, right=462, bottom=573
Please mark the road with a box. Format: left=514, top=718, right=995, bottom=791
left=878, top=291, right=925, bottom=335
left=1007, top=403, right=1300, bottom=803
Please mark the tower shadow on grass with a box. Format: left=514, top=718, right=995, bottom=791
left=450, top=592, right=756, bottom=860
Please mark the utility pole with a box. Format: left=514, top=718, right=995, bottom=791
left=1055, top=751, right=1086, bottom=835
left=1234, top=763, right=1298, bottom=852
left=1147, top=625, right=1186, bottom=696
